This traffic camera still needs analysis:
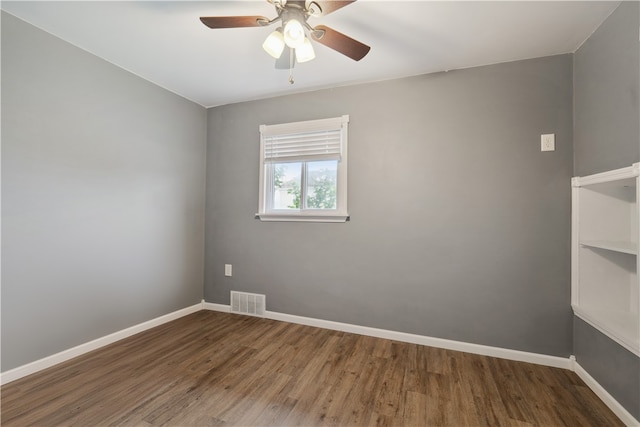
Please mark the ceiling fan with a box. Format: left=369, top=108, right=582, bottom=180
left=200, top=0, right=370, bottom=81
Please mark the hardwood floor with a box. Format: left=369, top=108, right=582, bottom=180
left=1, top=310, right=623, bottom=426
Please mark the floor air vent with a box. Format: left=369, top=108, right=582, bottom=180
left=230, top=291, right=266, bottom=317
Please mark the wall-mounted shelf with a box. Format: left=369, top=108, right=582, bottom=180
left=580, top=240, right=637, bottom=255
left=572, top=163, right=639, bottom=356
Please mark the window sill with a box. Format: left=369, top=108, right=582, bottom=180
left=255, top=213, right=349, bottom=223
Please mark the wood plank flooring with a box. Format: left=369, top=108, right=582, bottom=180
left=1, top=310, right=623, bottom=426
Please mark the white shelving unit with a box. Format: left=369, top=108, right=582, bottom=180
left=572, top=163, right=640, bottom=356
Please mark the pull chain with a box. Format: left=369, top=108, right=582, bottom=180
left=288, top=47, right=294, bottom=84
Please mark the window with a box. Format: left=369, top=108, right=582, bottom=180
left=257, top=115, right=349, bottom=222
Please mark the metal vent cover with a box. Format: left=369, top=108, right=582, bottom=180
left=230, top=291, right=266, bottom=317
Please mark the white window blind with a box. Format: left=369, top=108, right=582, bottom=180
left=263, top=129, right=341, bottom=163
left=260, top=115, right=347, bottom=163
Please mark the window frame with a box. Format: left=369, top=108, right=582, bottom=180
left=257, top=115, right=349, bottom=223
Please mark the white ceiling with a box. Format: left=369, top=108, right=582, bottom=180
left=2, top=1, right=619, bottom=108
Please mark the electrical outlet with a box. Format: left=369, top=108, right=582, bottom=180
left=541, top=134, right=555, bottom=152
left=224, top=264, right=232, bottom=277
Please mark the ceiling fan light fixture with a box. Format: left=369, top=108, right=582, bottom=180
left=283, top=18, right=305, bottom=48
left=262, top=29, right=285, bottom=58
left=200, top=0, right=370, bottom=76
left=295, top=37, right=315, bottom=63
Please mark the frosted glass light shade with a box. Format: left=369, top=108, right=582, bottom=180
left=263, top=30, right=285, bottom=59
left=283, top=19, right=305, bottom=48
left=295, top=37, right=315, bottom=63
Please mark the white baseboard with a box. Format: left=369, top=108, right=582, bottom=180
left=574, top=362, right=640, bottom=427
left=271, top=311, right=574, bottom=368
left=203, top=302, right=230, bottom=312
left=0, top=301, right=203, bottom=386
left=204, top=303, right=572, bottom=370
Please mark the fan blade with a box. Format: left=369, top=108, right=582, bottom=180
left=275, top=48, right=296, bottom=69
left=200, top=16, right=268, bottom=29
left=307, top=1, right=355, bottom=16
left=311, top=25, right=370, bottom=61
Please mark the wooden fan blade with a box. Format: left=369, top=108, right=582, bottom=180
left=311, top=25, right=370, bottom=61
left=307, top=1, right=356, bottom=16
left=200, top=16, right=268, bottom=29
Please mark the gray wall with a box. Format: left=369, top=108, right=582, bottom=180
left=205, top=54, right=574, bottom=357
left=574, top=1, right=639, bottom=176
left=574, top=317, right=640, bottom=419
left=573, top=2, right=640, bottom=420
left=1, top=12, right=207, bottom=371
